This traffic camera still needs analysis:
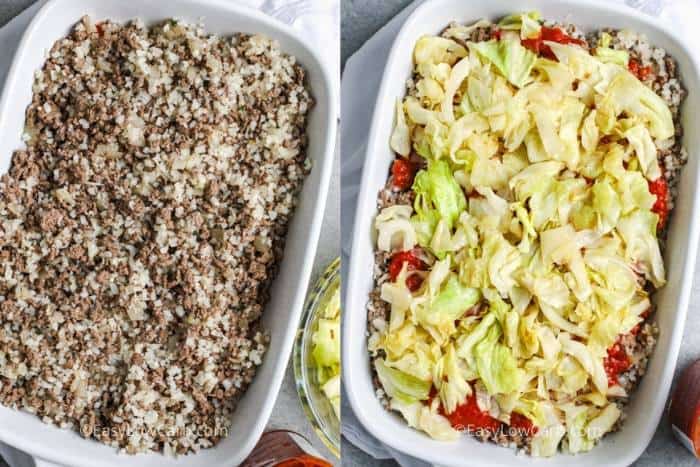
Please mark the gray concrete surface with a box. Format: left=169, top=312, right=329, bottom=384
left=341, top=0, right=412, bottom=66
left=268, top=148, right=340, bottom=466
left=341, top=0, right=700, bottom=466
left=0, top=0, right=28, bottom=28
left=0, top=0, right=339, bottom=465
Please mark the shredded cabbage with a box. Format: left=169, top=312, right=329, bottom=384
left=470, top=39, right=537, bottom=88
left=390, top=99, right=411, bottom=156
left=374, top=12, right=672, bottom=457
left=311, top=286, right=341, bottom=418
left=412, top=160, right=467, bottom=250
left=498, top=12, right=542, bottom=39
left=474, top=322, right=524, bottom=394
left=594, top=33, right=629, bottom=67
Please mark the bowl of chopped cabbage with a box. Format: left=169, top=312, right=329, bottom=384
left=294, top=258, right=341, bottom=457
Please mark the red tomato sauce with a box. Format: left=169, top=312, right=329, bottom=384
left=509, top=412, right=538, bottom=436
left=441, top=393, right=502, bottom=433
left=276, top=455, right=332, bottom=467
left=388, top=250, right=426, bottom=292
left=648, top=177, right=669, bottom=230
left=630, top=308, right=651, bottom=336
left=95, top=21, right=106, bottom=37
left=439, top=393, right=538, bottom=437
left=628, top=58, right=653, bottom=81
left=604, top=339, right=631, bottom=386
left=521, top=26, right=586, bottom=60
left=391, top=158, right=417, bottom=190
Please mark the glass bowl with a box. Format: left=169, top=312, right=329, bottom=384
left=293, top=257, right=340, bottom=458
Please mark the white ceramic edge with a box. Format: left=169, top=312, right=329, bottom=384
left=343, top=1, right=700, bottom=466
left=0, top=0, right=337, bottom=466
left=34, top=459, right=59, bottom=467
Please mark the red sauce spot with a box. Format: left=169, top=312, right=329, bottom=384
left=405, top=274, right=424, bottom=292
left=441, top=393, right=502, bottom=434
left=428, top=386, right=438, bottom=400
left=604, top=339, right=631, bottom=386
left=276, top=455, right=332, bottom=467
left=491, top=28, right=502, bottom=40
left=391, top=158, right=417, bottom=191
left=521, top=27, right=586, bottom=60
left=630, top=308, right=652, bottom=336
left=648, top=177, right=669, bottom=230
left=509, top=412, right=538, bottom=436
left=388, top=250, right=426, bottom=292
left=521, top=37, right=542, bottom=55
left=639, top=65, right=653, bottom=80
left=628, top=58, right=652, bottom=81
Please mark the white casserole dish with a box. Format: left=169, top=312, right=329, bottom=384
left=343, top=0, right=700, bottom=466
left=0, top=0, right=337, bottom=466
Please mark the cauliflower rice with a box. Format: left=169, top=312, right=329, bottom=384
left=0, top=16, right=312, bottom=454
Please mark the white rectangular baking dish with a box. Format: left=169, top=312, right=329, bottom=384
left=0, top=0, right=337, bottom=466
left=343, top=0, right=700, bottom=466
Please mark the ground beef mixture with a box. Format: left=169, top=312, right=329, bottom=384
left=0, top=16, right=312, bottom=454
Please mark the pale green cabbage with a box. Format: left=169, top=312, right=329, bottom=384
left=498, top=12, right=542, bottom=39
left=594, top=33, right=629, bottom=67
left=474, top=322, right=525, bottom=394
left=470, top=39, right=537, bottom=88
left=375, top=358, right=432, bottom=404
left=312, top=287, right=341, bottom=418
left=412, top=160, right=467, bottom=250
left=372, top=12, right=672, bottom=457
left=390, top=99, right=411, bottom=156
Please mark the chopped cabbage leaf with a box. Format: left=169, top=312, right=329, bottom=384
left=560, top=334, right=608, bottom=394
left=417, top=274, right=480, bottom=331
left=597, top=70, right=674, bottom=139
left=586, top=403, right=621, bottom=440
left=375, top=358, right=431, bottom=404
left=470, top=39, right=537, bottom=88
left=617, top=210, right=666, bottom=287
left=414, top=36, right=467, bottom=67
left=412, top=160, right=467, bottom=248
left=474, top=322, right=524, bottom=394
left=435, top=344, right=473, bottom=414
left=375, top=205, right=417, bottom=252
left=595, top=47, right=629, bottom=67
left=592, top=179, right=621, bottom=234
left=441, top=57, right=472, bottom=122
left=594, top=33, right=629, bottom=67
left=391, top=99, right=411, bottom=156
left=321, top=375, right=341, bottom=419
left=443, top=19, right=493, bottom=42
left=531, top=423, right=566, bottom=457
left=625, top=125, right=661, bottom=180
left=498, top=12, right=542, bottom=39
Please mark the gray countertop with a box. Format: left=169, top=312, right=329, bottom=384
left=341, top=0, right=700, bottom=466
left=267, top=149, right=339, bottom=465
left=0, top=0, right=339, bottom=465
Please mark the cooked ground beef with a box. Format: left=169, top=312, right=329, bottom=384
left=0, top=16, right=312, bottom=455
